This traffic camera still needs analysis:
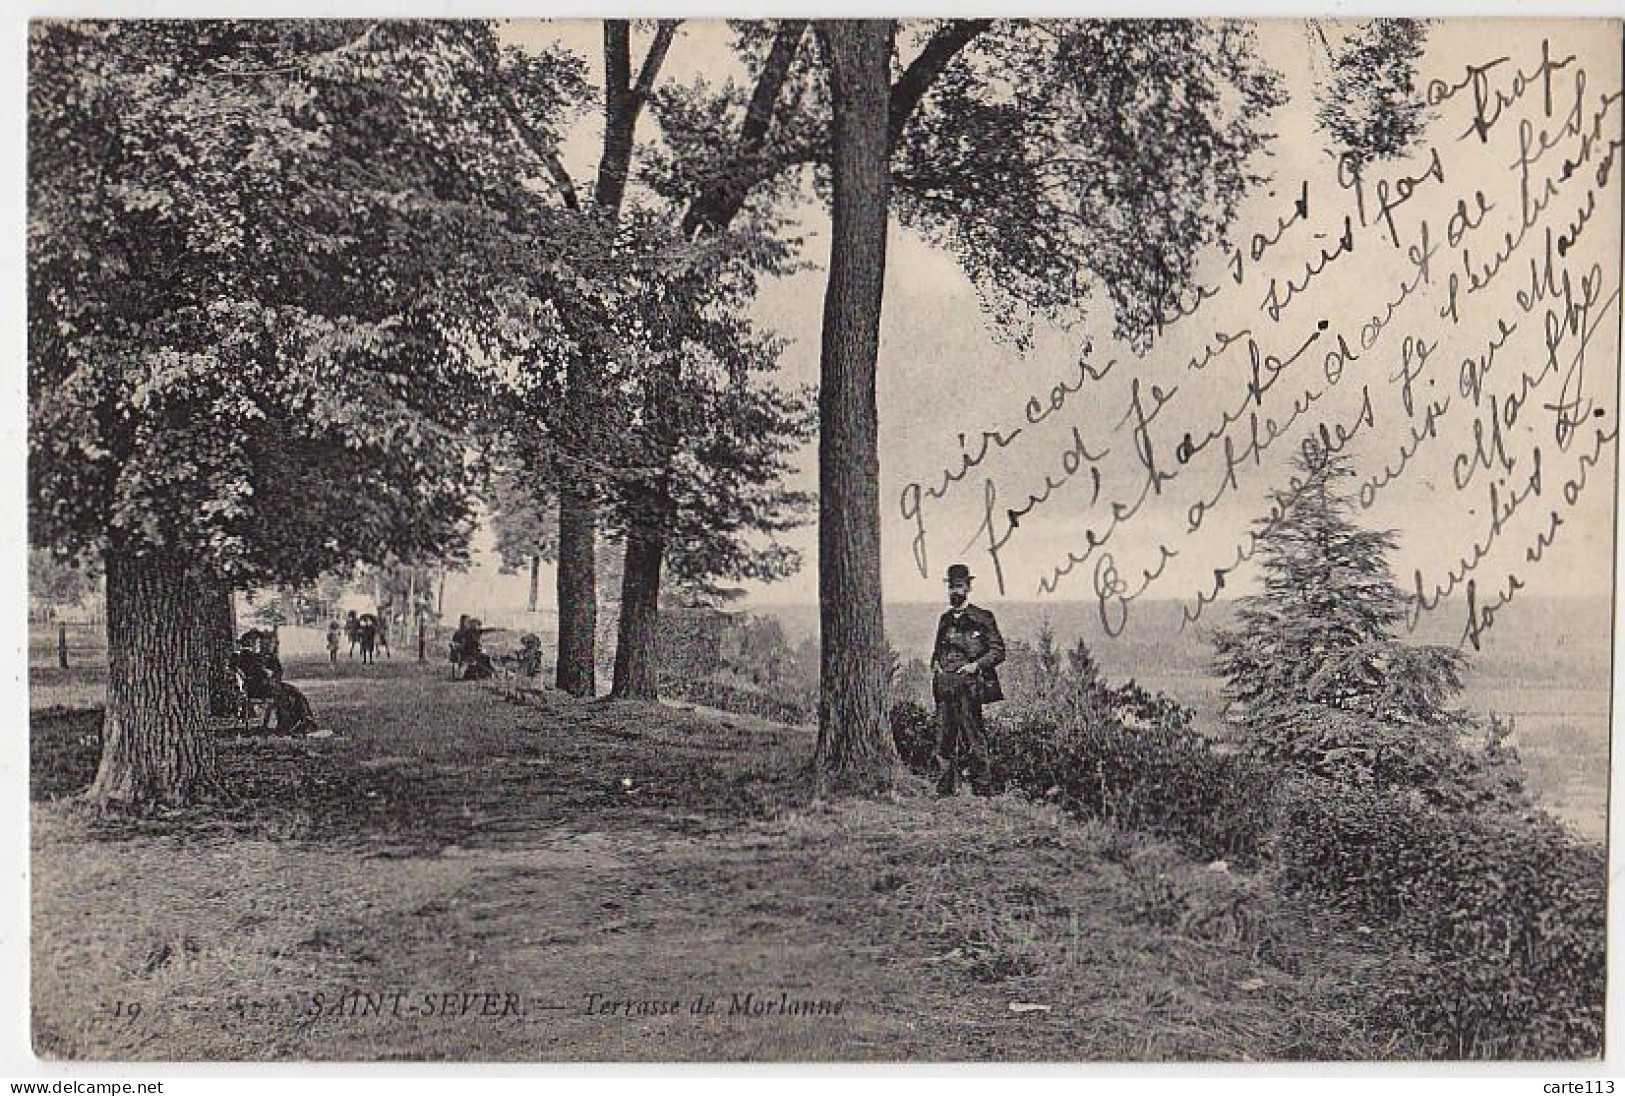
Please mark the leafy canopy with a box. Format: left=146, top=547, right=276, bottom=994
left=1313, top=19, right=1431, bottom=172
left=893, top=20, right=1288, bottom=351
left=29, top=20, right=589, bottom=584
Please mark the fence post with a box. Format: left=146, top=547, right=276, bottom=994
left=57, top=623, right=68, bottom=669
left=418, top=621, right=426, bottom=663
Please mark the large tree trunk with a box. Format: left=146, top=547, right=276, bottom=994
left=610, top=340, right=681, bottom=701
left=610, top=475, right=673, bottom=701
left=550, top=21, right=675, bottom=700
left=554, top=461, right=599, bottom=697
left=604, top=28, right=809, bottom=705
left=197, top=581, right=238, bottom=718
left=608, top=521, right=664, bottom=701
left=87, top=549, right=216, bottom=810
left=811, top=20, right=897, bottom=793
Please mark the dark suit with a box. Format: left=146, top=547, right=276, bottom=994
left=930, top=603, right=1006, bottom=795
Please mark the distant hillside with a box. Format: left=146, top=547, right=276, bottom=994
left=747, top=596, right=1613, bottom=684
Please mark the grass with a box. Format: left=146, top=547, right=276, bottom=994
left=33, top=660, right=1413, bottom=1061
left=29, top=666, right=113, bottom=713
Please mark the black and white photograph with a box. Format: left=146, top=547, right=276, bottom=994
left=16, top=12, right=1623, bottom=1067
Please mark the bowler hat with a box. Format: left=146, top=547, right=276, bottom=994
left=945, top=564, right=974, bottom=584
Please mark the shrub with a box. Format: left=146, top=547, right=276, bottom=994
left=1101, top=678, right=1196, bottom=734
left=1244, top=702, right=1528, bottom=812
left=989, top=688, right=1277, bottom=865
left=889, top=700, right=938, bottom=775
left=1277, top=779, right=1605, bottom=1059
left=890, top=658, right=932, bottom=709
left=716, top=615, right=795, bottom=689
left=1211, top=445, right=1469, bottom=734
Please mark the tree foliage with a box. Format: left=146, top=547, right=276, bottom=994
left=650, top=20, right=1291, bottom=354
left=29, top=549, right=100, bottom=607
left=1313, top=19, right=1431, bottom=172
left=1211, top=443, right=1469, bottom=756
left=607, top=230, right=816, bottom=587
left=892, top=21, right=1288, bottom=351
left=484, top=207, right=815, bottom=617
left=485, top=448, right=558, bottom=575
left=637, top=17, right=1324, bottom=778
left=29, top=19, right=589, bottom=584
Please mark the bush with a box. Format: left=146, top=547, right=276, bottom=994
left=989, top=688, right=1277, bottom=865
left=889, top=700, right=938, bottom=775
left=1243, top=702, right=1529, bottom=812
left=1278, top=779, right=1605, bottom=1058
left=716, top=615, right=795, bottom=689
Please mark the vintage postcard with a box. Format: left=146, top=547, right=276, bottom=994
left=21, top=15, right=1623, bottom=1065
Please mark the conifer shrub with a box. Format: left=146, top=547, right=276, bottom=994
left=1214, top=441, right=1603, bottom=1057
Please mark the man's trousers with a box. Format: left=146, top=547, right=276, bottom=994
left=933, top=670, right=992, bottom=795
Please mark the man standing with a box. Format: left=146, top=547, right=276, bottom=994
left=930, top=564, right=1006, bottom=797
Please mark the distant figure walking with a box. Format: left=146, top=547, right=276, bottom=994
left=326, top=621, right=341, bottom=665
left=930, top=564, right=1006, bottom=797
left=344, top=610, right=360, bottom=660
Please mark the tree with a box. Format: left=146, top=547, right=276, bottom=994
left=198, top=583, right=238, bottom=718
left=492, top=21, right=819, bottom=703
left=1067, top=637, right=1102, bottom=692
left=1035, top=618, right=1064, bottom=687
left=29, top=20, right=588, bottom=807
left=520, top=15, right=1423, bottom=785
left=545, top=20, right=679, bottom=698
left=1211, top=443, right=1469, bottom=783
left=352, top=559, right=448, bottom=636
left=28, top=549, right=98, bottom=609
left=808, top=20, right=896, bottom=791
left=515, top=21, right=817, bottom=702
left=719, top=614, right=793, bottom=689
left=604, top=230, right=815, bottom=700
left=597, top=21, right=822, bottom=699
left=788, top=20, right=1293, bottom=787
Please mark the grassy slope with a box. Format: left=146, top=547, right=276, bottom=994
left=32, top=661, right=1406, bottom=1062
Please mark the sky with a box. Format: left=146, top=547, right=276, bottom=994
left=456, top=19, right=1621, bottom=655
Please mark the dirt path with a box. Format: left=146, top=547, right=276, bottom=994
left=31, top=665, right=1394, bottom=1061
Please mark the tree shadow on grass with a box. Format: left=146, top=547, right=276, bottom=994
left=30, top=707, right=104, bottom=801
left=31, top=685, right=815, bottom=857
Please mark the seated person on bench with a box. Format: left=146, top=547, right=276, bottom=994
left=449, top=616, right=496, bottom=681
left=234, top=635, right=282, bottom=701
left=231, top=634, right=315, bottom=734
